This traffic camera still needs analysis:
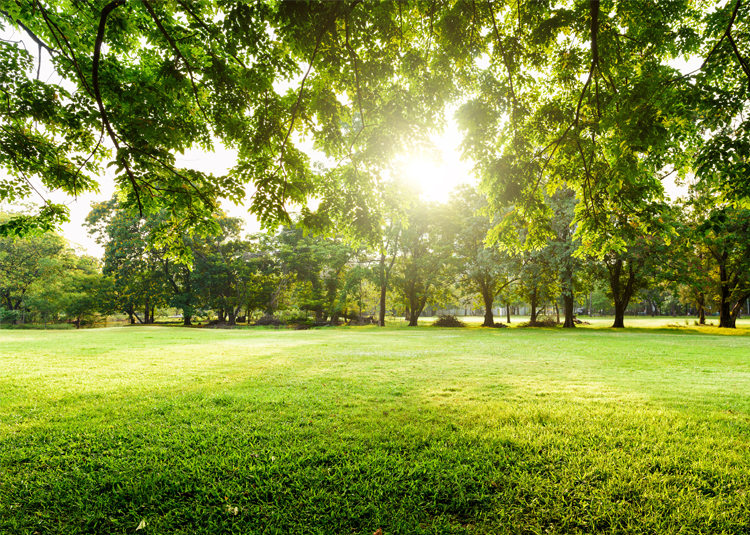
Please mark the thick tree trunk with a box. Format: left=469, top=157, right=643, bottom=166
left=482, top=286, right=494, bottom=327
left=563, top=294, right=576, bottom=328
left=144, top=296, right=151, bottom=324
left=183, top=313, right=192, bottom=326
left=609, top=259, right=635, bottom=329
left=719, top=301, right=735, bottom=328
left=613, top=301, right=627, bottom=328
left=404, top=306, right=411, bottom=322
left=717, top=262, right=742, bottom=328
left=529, top=287, right=538, bottom=323
left=408, top=295, right=426, bottom=326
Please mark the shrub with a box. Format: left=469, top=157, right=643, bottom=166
left=254, top=315, right=283, bottom=327
left=432, top=315, right=467, bottom=327
left=519, top=315, right=558, bottom=328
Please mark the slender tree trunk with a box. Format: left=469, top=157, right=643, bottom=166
left=506, top=302, right=511, bottom=324
left=554, top=302, right=560, bottom=324
left=378, top=284, right=387, bottom=326
left=378, top=253, right=388, bottom=327
left=144, top=296, right=151, bottom=324
left=697, top=294, right=706, bottom=324
left=404, top=306, right=411, bottom=322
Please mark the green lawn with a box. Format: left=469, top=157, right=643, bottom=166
left=2, top=323, right=750, bottom=534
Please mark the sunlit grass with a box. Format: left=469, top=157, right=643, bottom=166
left=2, top=325, right=749, bottom=534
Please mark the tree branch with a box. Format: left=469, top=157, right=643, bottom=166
left=0, top=9, right=57, bottom=55
left=92, top=0, right=144, bottom=216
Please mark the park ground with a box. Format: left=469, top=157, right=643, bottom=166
left=1, top=320, right=750, bottom=534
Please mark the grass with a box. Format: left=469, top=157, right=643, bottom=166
left=1, top=322, right=750, bottom=534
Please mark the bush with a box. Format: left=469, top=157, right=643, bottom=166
left=0, top=323, right=74, bottom=330
left=276, top=308, right=307, bottom=324
left=519, top=315, right=558, bottom=328
left=432, top=315, right=467, bottom=327
left=0, top=308, right=20, bottom=324
left=254, top=315, right=283, bottom=327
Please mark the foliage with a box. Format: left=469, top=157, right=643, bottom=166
left=432, top=314, right=466, bottom=328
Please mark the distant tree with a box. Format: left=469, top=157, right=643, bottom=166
left=274, top=226, right=358, bottom=323
left=699, top=207, right=750, bottom=328
left=0, top=215, right=67, bottom=321
left=393, top=201, right=452, bottom=327
left=85, top=198, right=171, bottom=324
left=446, top=185, right=518, bottom=327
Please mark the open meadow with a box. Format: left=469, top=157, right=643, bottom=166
left=2, top=322, right=750, bottom=534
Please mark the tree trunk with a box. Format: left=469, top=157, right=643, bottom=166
left=719, top=299, right=735, bottom=328
left=408, top=295, right=426, bottom=327
left=718, top=261, right=740, bottom=328
left=506, top=302, right=511, bottom=324
left=529, top=287, right=538, bottom=323
left=609, top=259, right=636, bottom=329
left=482, top=286, right=494, bottom=327
left=563, top=294, right=576, bottom=328
left=613, top=301, right=627, bottom=328
left=404, top=306, right=411, bottom=322
left=378, top=284, right=387, bottom=327
left=697, top=294, right=706, bottom=324
left=554, top=302, right=560, bottom=324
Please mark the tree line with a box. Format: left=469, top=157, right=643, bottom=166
left=2, top=176, right=748, bottom=329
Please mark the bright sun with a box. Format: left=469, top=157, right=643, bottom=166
left=404, top=156, right=457, bottom=203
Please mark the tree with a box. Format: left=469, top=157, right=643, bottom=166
left=699, top=207, right=750, bottom=328
left=394, top=201, right=452, bottom=327
left=1, top=1, right=450, bottom=251
left=85, top=197, right=171, bottom=324
left=0, top=214, right=67, bottom=320
left=447, top=184, right=518, bottom=327
left=545, top=188, right=581, bottom=328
